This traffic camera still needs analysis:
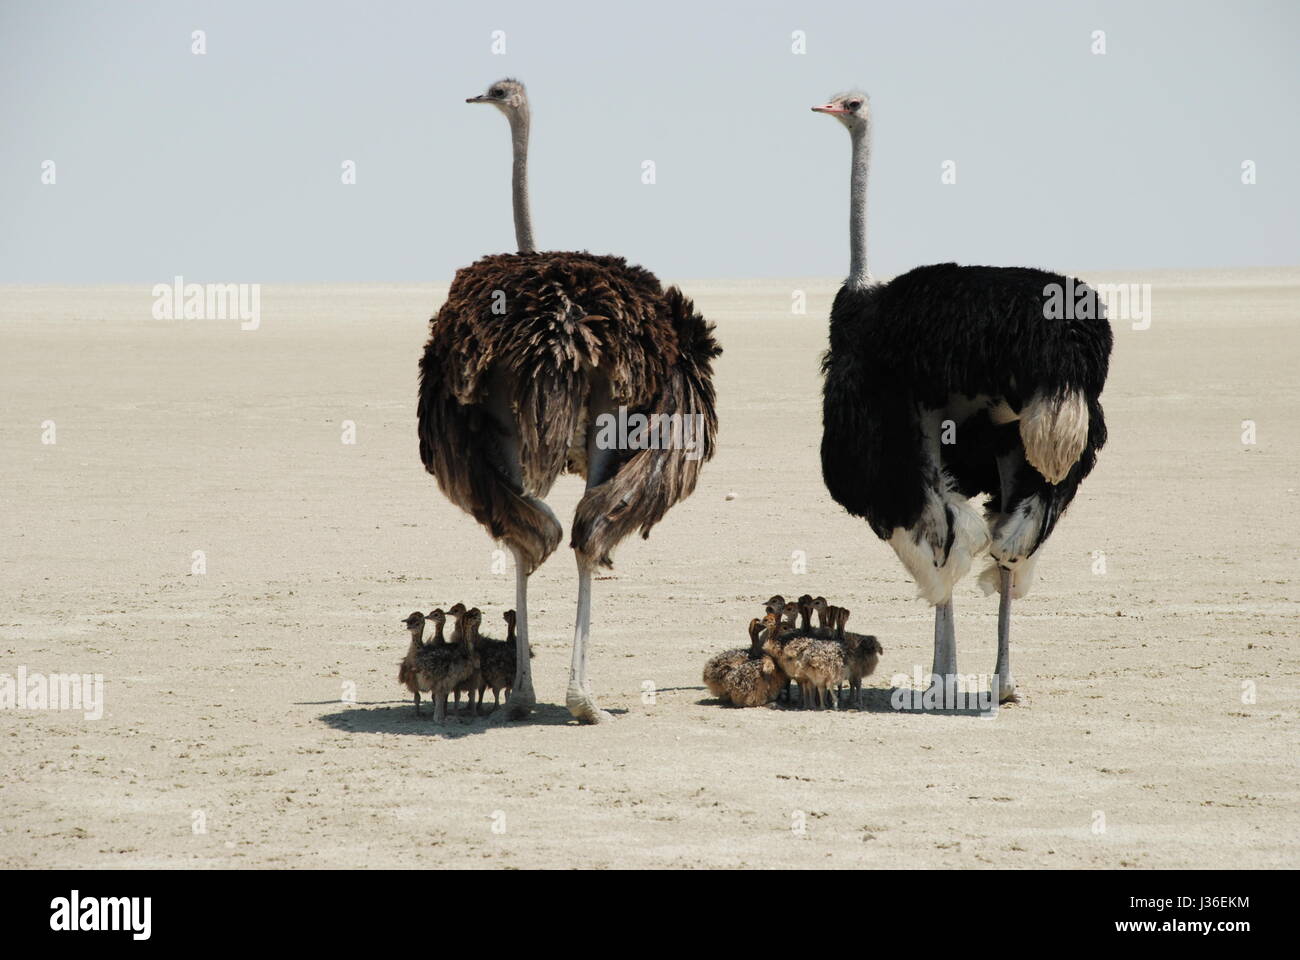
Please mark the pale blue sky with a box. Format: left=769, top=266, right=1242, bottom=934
left=1, top=0, right=1297, bottom=282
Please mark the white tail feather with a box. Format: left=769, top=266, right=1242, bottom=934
left=1020, top=389, right=1088, bottom=484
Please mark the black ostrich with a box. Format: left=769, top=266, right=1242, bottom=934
left=418, top=80, right=721, bottom=723
left=813, top=91, right=1112, bottom=705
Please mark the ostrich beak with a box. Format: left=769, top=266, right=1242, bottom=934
left=811, top=103, right=847, bottom=115
left=466, top=94, right=489, bottom=104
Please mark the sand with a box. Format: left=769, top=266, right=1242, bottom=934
left=1, top=271, right=1297, bottom=869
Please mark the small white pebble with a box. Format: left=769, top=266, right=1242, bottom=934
left=725, top=491, right=737, bottom=501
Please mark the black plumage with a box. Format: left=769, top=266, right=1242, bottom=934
left=821, top=262, right=1112, bottom=553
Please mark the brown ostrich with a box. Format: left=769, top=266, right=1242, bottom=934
left=418, top=78, right=721, bottom=724
left=397, top=611, right=434, bottom=715
left=721, top=618, right=786, bottom=708
left=703, top=620, right=759, bottom=701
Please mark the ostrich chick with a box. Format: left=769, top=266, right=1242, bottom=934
left=835, top=607, right=883, bottom=709
left=398, top=611, right=434, bottom=715
left=703, top=619, right=756, bottom=700
left=721, top=618, right=786, bottom=707
left=477, top=609, right=530, bottom=712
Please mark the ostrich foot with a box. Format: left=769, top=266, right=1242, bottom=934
left=490, top=685, right=535, bottom=723
left=566, top=684, right=612, bottom=724
left=992, top=674, right=1019, bottom=704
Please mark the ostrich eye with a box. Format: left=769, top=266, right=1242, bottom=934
left=847, top=100, right=861, bottom=110
left=491, top=88, right=503, bottom=98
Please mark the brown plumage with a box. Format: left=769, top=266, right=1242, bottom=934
left=419, top=253, right=720, bottom=572
left=704, top=618, right=761, bottom=701
left=417, top=79, right=721, bottom=724
left=720, top=618, right=786, bottom=708
left=397, top=611, right=433, bottom=715
left=414, top=607, right=482, bottom=723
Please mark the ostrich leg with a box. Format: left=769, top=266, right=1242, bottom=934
left=566, top=558, right=610, bottom=723
left=566, top=391, right=619, bottom=725
left=993, top=567, right=1017, bottom=703
left=494, top=546, right=537, bottom=721
left=928, top=599, right=958, bottom=708
left=991, top=448, right=1023, bottom=704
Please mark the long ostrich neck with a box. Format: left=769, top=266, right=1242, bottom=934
left=508, top=108, right=535, bottom=254
left=432, top=619, right=445, bottom=644
left=848, top=122, right=871, bottom=285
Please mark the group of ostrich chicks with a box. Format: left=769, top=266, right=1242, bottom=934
left=397, top=604, right=528, bottom=723
left=395, top=593, right=879, bottom=721
left=704, top=595, right=883, bottom=710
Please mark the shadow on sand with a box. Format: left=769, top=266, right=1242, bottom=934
left=317, top=700, right=627, bottom=737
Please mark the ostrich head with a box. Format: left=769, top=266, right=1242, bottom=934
left=796, top=594, right=814, bottom=629
left=503, top=609, right=516, bottom=628
left=427, top=608, right=446, bottom=628
left=764, top=594, right=786, bottom=618
left=402, top=611, right=425, bottom=631
left=466, top=78, right=535, bottom=253
left=467, top=78, right=528, bottom=117
left=781, top=601, right=798, bottom=628
left=811, top=90, right=869, bottom=131
left=463, top=607, right=483, bottom=642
